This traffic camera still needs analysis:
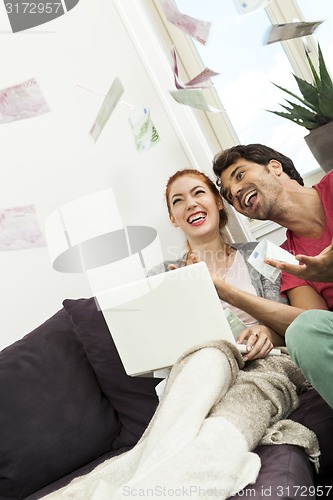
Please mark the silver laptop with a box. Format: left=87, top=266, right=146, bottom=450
left=95, top=261, right=238, bottom=376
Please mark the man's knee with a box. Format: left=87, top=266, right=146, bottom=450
left=285, top=310, right=317, bottom=359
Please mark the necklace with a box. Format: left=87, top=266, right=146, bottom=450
left=186, top=242, right=235, bottom=280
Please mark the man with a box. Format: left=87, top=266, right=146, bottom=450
left=212, top=143, right=333, bottom=408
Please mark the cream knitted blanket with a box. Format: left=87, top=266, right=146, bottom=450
left=43, top=341, right=320, bottom=500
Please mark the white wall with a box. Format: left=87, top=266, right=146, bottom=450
left=0, top=0, right=185, bottom=348
left=0, top=0, right=250, bottom=349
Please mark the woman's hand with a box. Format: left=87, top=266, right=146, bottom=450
left=188, top=253, right=231, bottom=301
left=167, top=253, right=200, bottom=271
left=236, top=325, right=274, bottom=361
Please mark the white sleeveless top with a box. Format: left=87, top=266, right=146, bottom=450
left=220, top=250, right=258, bottom=327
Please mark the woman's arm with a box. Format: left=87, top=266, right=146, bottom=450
left=215, top=278, right=329, bottom=336
left=262, top=325, right=285, bottom=346
left=188, top=251, right=304, bottom=336
left=214, top=278, right=304, bottom=337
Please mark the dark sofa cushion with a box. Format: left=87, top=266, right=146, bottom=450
left=25, top=447, right=130, bottom=500
left=0, top=307, right=120, bottom=500
left=232, top=444, right=315, bottom=499
left=63, top=298, right=161, bottom=449
left=288, top=388, right=333, bottom=482
left=231, top=389, right=333, bottom=500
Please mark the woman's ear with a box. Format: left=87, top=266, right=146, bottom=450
left=170, top=215, right=178, bottom=227
left=217, top=198, right=224, bottom=211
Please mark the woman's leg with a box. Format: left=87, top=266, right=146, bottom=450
left=286, top=310, right=333, bottom=409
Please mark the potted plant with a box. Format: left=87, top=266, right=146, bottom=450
left=268, top=43, right=333, bottom=172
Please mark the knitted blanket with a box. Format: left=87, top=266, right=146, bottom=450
left=43, top=341, right=320, bottom=500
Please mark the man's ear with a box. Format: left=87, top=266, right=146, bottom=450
left=268, top=159, right=283, bottom=176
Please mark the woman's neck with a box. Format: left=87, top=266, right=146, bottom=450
left=186, top=235, right=233, bottom=272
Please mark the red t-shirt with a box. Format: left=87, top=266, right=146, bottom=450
left=280, top=170, right=333, bottom=309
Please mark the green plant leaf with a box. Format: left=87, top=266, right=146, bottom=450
left=282, top=101, right=317, bottom=121
left=280, top=102, right=318, bottom=127
left=272, top=82, right=317, bottom=112
left=318, top=43, right=333, bottom=91
left=318, top=92, right=333, bottom=120
left=306, top=50, right=321, bottom=89
left=293, top=75, right=319, bottom=110
left=269, top=41, right=333, bottom=130
left=266, top=109, right=318, bottom=129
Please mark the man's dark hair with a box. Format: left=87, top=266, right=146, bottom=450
left=212, top=144, right=304, bottom=188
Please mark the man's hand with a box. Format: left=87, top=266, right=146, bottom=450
left=265, top=238, right=333, bottom=283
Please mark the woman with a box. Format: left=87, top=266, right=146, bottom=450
left=150, top=168, right=302, bottom=358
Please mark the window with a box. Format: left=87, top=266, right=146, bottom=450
left=170, top=0, right=331, bottom=177
left=297, top=0, right=333, bottom=68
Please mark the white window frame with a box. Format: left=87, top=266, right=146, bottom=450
left=113, top=0, right=254, bottom=242
left=148, top=0, right=321, bottom=150
left=112, top=0, right=324, bottom=243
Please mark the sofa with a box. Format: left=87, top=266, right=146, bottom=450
left=1, top=297, right=332, bottom=499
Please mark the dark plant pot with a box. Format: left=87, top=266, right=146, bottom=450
left=304, top=121, right=333, bottom=173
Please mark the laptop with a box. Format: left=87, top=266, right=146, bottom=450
left=95, top=262, right=277, bottom=376
left=95, top=261, right=237, bottom=375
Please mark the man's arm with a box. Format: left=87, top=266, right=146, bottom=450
left=265, top=237, right=333, bottom=283
left=286, top=285, right=329, bottom=310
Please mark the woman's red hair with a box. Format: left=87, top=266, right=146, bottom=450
left=165, top=169, right=228, bottom=230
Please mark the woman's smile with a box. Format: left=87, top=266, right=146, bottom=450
left=187, top=211, right=207, bottom=226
